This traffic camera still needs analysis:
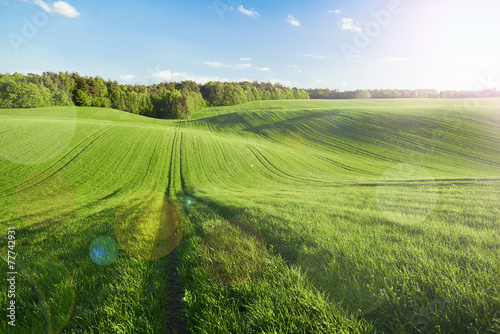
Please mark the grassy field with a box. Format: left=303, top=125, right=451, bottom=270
left=1, top=98, right=499, bottom=333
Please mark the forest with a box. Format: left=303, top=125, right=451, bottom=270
left=306, top=88, right=500, bottom=99
left=0, top=72, right=309, bottom=119
left=2, top=72, right=499, bottom=120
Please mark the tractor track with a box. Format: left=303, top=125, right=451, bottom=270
left=244, top=144, right=322, bottom=184
left=1, top=126, right=113, bottom=197
left=165, top=129, right=187, bottom=334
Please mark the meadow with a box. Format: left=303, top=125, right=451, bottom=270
left=0, top=98, right=499, bottom=333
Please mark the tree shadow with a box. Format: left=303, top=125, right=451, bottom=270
left=176, top=112, right=251, bottom=129
left=242, top=111, right=335, bottom=134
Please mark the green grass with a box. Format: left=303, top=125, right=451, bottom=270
left=1, top=98, right=499, bottom=333
left=200, top=219, right=267, bottom=286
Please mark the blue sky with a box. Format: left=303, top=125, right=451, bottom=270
left=1, top=0, right=499, bottom=90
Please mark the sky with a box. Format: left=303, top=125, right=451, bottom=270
left=1, top=0, right=499, bottom=90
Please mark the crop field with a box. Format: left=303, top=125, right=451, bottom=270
left=1, top=99, right=499, bottom=333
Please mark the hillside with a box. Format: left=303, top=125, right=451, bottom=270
left=1, top=98, right=499, bottom=333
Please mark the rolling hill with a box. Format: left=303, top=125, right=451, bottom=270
left=1, top=98, right=499, bottom=333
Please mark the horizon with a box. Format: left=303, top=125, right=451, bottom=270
left=3, top=71, right=500, bottom=94
left=1, top=0, right=499, bottom=91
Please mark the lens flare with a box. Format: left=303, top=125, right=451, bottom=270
left=0, top=76, right=77, bottom=165
left=376, top=163, right=438, bottom=225
left=89, top=236, right=119, bottom=266
left=1, top=247, right=75, bottom=334
left=14, top=170, right=74, bottom=231
left=201, top=220, right=266, bottom=285
left=114, top=191, right=183, bottom=260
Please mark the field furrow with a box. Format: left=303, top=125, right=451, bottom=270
left=1, top=99, right=499, bottom=333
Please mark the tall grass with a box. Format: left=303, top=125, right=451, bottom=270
left=0, top=99, right=499, bottom=333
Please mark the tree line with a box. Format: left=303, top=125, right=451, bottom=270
left=307, top=88, right=440, bottom=99
left=2, top=72, right=498, bottom=118
left=307, top=88, right=500, bottom=99
left=0, top=72, right=309, bottom=119
left=439, top=89, right=500, bottom=98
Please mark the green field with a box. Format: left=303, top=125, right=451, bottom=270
left=1, top=98, right=499, bottom=333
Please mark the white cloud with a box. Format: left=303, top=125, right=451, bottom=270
left=146, top=68, right=230, bottom=84
left=329, top=9, right=342, bottom=14
left=304, top=53, right=332, bottom=59
left=340, top=18, right=361, bottom=32
left=286, top=14, right=300, bottom=27
left=237, top=5, right=260, bottom=18
left=152, top=70, right=172, bottom=81
left=270, top=79, right=292, bottom=86
left=171, top=72, right=229, bottom=84
left=257, top=67, right=270, bottom=71
left=204, top=61, right=224, bottom=68
left=51, top=1, right=79, bottom=17
left=342, top=81, right=348, bottom=86
left=23, top=0, right=80, bottom=17
left=270, top=78, right=300, bottom=87
left=239, top=58, right=252, bottom=61
left=120, top=74, right=135, bottom=82
left=234, top=64, right=253, bottom=69
left=204, top=61, right=252, bottom=70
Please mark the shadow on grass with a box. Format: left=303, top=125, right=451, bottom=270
left=177, top=111, right=336, bottom=136
left=243, top=111, right=333, bottom=134
left=176, top=112, right=251, bottom=129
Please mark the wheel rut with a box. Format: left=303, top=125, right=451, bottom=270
left=165, top=130, right=187, bottom=334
